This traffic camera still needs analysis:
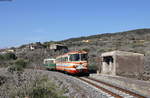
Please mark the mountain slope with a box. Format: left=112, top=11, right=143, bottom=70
left=59, top=28, right=150, bottom=72
left=2, top=28, right=150, bottom=74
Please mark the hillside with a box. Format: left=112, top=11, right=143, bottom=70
left=61, top=29, right=150, bottom=54
left=1, top=28, right=150, bottom=74
left=60, top=29, right=150, bottom=72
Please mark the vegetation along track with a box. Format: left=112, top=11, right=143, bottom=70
left=77, top=77, right=146, bottom=98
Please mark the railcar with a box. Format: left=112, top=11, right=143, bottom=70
left=43, top=58, right=56, bottom=70
left=55, top=51, right=89, bottom=74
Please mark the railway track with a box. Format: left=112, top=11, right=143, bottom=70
left=77, top=77, right=146, bottom=98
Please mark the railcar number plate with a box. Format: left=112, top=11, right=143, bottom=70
left=76, top=65, right=84, bottom=69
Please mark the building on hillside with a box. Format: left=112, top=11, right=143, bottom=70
left=82, top=40, right=91, bottom=43
left=0, top=49, right=6, bottom=54
left=0, top=49, right=15, bottom=54
left=29, top=42, right=44, bottom=51
left=100, top=51, right=144, bottom=76
left=50, top=44, right=68, bottom=52
left=6, top=49, right=15, bottom=53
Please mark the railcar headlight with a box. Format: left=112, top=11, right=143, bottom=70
left=73, top=65, right=78, bottom=68
left=83, top=64, right=87, bottom=67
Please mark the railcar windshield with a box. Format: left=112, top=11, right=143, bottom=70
left=69, top=53, right=88, bottom=61
left=44, top=59, right=55, bottom=64
left=70, top=54, right=80, bottom=61
left=81, top=54, right=88, bottom=61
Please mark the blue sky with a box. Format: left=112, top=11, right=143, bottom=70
left=0, top=0, right=150, bottom=48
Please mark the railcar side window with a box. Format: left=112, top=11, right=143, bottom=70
left=48, top=60, right=53, bottom=64
left=70, top=54, right=80, bottom=61
left=62, top=57, right=68, bottom=62
left=64, top=57, right=68, bottom=62
left=61, top=57, right=65, bottom=62
left=56, top=58, right=61, bottom=62
left=44, top=59, right=54, bottom=64
left=44, top=60, right=48, bottom=64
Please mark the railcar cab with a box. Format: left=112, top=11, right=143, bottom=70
left=55, top=51, right=89, bottom=74
left=43, top=58, right=56, bottom=70
left=55, top=51, right=88, bottom=62
left=68, top=51, right=88, bottom=71
left=69, top=53, right=88, bottom=61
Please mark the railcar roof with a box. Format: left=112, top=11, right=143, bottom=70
left=44, top=58, right=55, bottom=60
left=56, top=51, right=88, bottom=58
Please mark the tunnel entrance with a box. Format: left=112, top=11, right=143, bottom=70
left=102, top=56, right=114, bottom=74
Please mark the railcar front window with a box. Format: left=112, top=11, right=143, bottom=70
left=70, top=54, right=80, bottom=61
left=81, top=54, right=88, bottom=61
left=44, top=60, right=54, bottom=64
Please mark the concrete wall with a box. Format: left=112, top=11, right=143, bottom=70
left=116, top=55, right=144, bottom=76
left=101, top=61, right=115, bottom=75
left=101, top=51, right=144, bottom=76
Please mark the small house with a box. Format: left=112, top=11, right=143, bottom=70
left=50, top=44, right=68, bottom=52
left=101, top=51, right=144, bottom=76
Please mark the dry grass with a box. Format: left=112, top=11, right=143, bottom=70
left=0, top=69, right=67, bottom=98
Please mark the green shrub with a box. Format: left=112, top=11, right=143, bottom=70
left=0, top=55, right=4, bottom=60
left=8, top=59, right=28, bottom=72
left=29, top=75, right=66, bottom=98
left=0, top=76, right=7, bottom=86
left=30, top=83, right=66, bottom=98
left=81, top=48, right=90, bottom=52
left=88, top=63, right=98, bottom=73
left=11, top=75, right=67, bottom=98
left=4, top=53, right=17, bottom=60
left=98, top=49, right=105, bottom=53
left=0, top=53, right=17, bottom=60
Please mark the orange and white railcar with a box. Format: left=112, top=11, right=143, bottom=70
left=55, top=51, right=88, bottom=74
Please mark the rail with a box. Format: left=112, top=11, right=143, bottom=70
left=77, top=77, right=146, bottom=98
